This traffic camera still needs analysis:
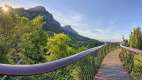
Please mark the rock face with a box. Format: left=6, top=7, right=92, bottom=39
left=63, top=25, right=78, bottom=34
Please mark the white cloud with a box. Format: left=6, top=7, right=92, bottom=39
left=95, top=29, right=103, bottom=32
left=78, top=29, right=122, bottom=42
left=71, top=15, right=83, bottom=22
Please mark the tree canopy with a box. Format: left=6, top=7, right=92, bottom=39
left=129, top=26, right=142, bottom=49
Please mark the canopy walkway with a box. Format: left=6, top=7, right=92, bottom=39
left=95, top=49, right=132, bottom=80
left=0, top=43, right=142, bottom=80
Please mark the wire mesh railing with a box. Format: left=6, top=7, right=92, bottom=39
left=120, top=45, right=142, bottom=80
left=0, top=43, right=117, bottom=80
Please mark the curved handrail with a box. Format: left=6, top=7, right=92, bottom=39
left=0, top=45, right=104, bottom=76
left=120, top=44, right=142, bottom=55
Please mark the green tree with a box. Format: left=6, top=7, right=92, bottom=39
left=23, top=29, right=48, bottom=64
left=129, top=26, right=142, bottom=49
left=0, top=7, right=17, bottom=63
left=47, top=33, right=72, bottom=61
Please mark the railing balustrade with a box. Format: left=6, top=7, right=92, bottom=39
left=0, top=43, right=117, bottom=80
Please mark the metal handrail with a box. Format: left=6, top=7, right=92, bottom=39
left=0, top=45, right=104, bottom=76
left=120, top=44, right=142, bottom=55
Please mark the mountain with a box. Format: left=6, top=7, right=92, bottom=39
left=63, top=25, right=78, bottom=34
left=14, top=6, right=102, bottom=47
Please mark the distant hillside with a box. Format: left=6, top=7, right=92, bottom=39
left=14, top=6, right=102, bottom=47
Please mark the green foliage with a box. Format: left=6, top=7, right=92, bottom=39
left=121, top=51, right=142, bottom=80
left=0, top=10, right=50, bottom=79
left=0, top=9, right=17, bottom=63
left=47, top=33, right=72, bottom=60
left=24, top=29, right=48, bottom=63
left=121, top=51, right=134, bottom=73
left=129, top=27, right=142, bottom=49
left=0, top=9, right=47, bottom=64
left=132, top=55, right=142, bottom=80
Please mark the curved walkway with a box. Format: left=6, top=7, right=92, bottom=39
left=95, top=49, right=132, bottom=80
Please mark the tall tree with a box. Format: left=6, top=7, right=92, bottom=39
left=0, top=6, right=17, bottom=63
left=47, top=33, right=72, bottom=61
left=129, top=26, right=142, bottom=49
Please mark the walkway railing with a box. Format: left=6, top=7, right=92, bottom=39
left=120, top=45, right=142, bottom=80
left=0, top=43, right=117, bottom=80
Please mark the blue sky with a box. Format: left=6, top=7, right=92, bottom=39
left=0, top=0, right=142, bottom=41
